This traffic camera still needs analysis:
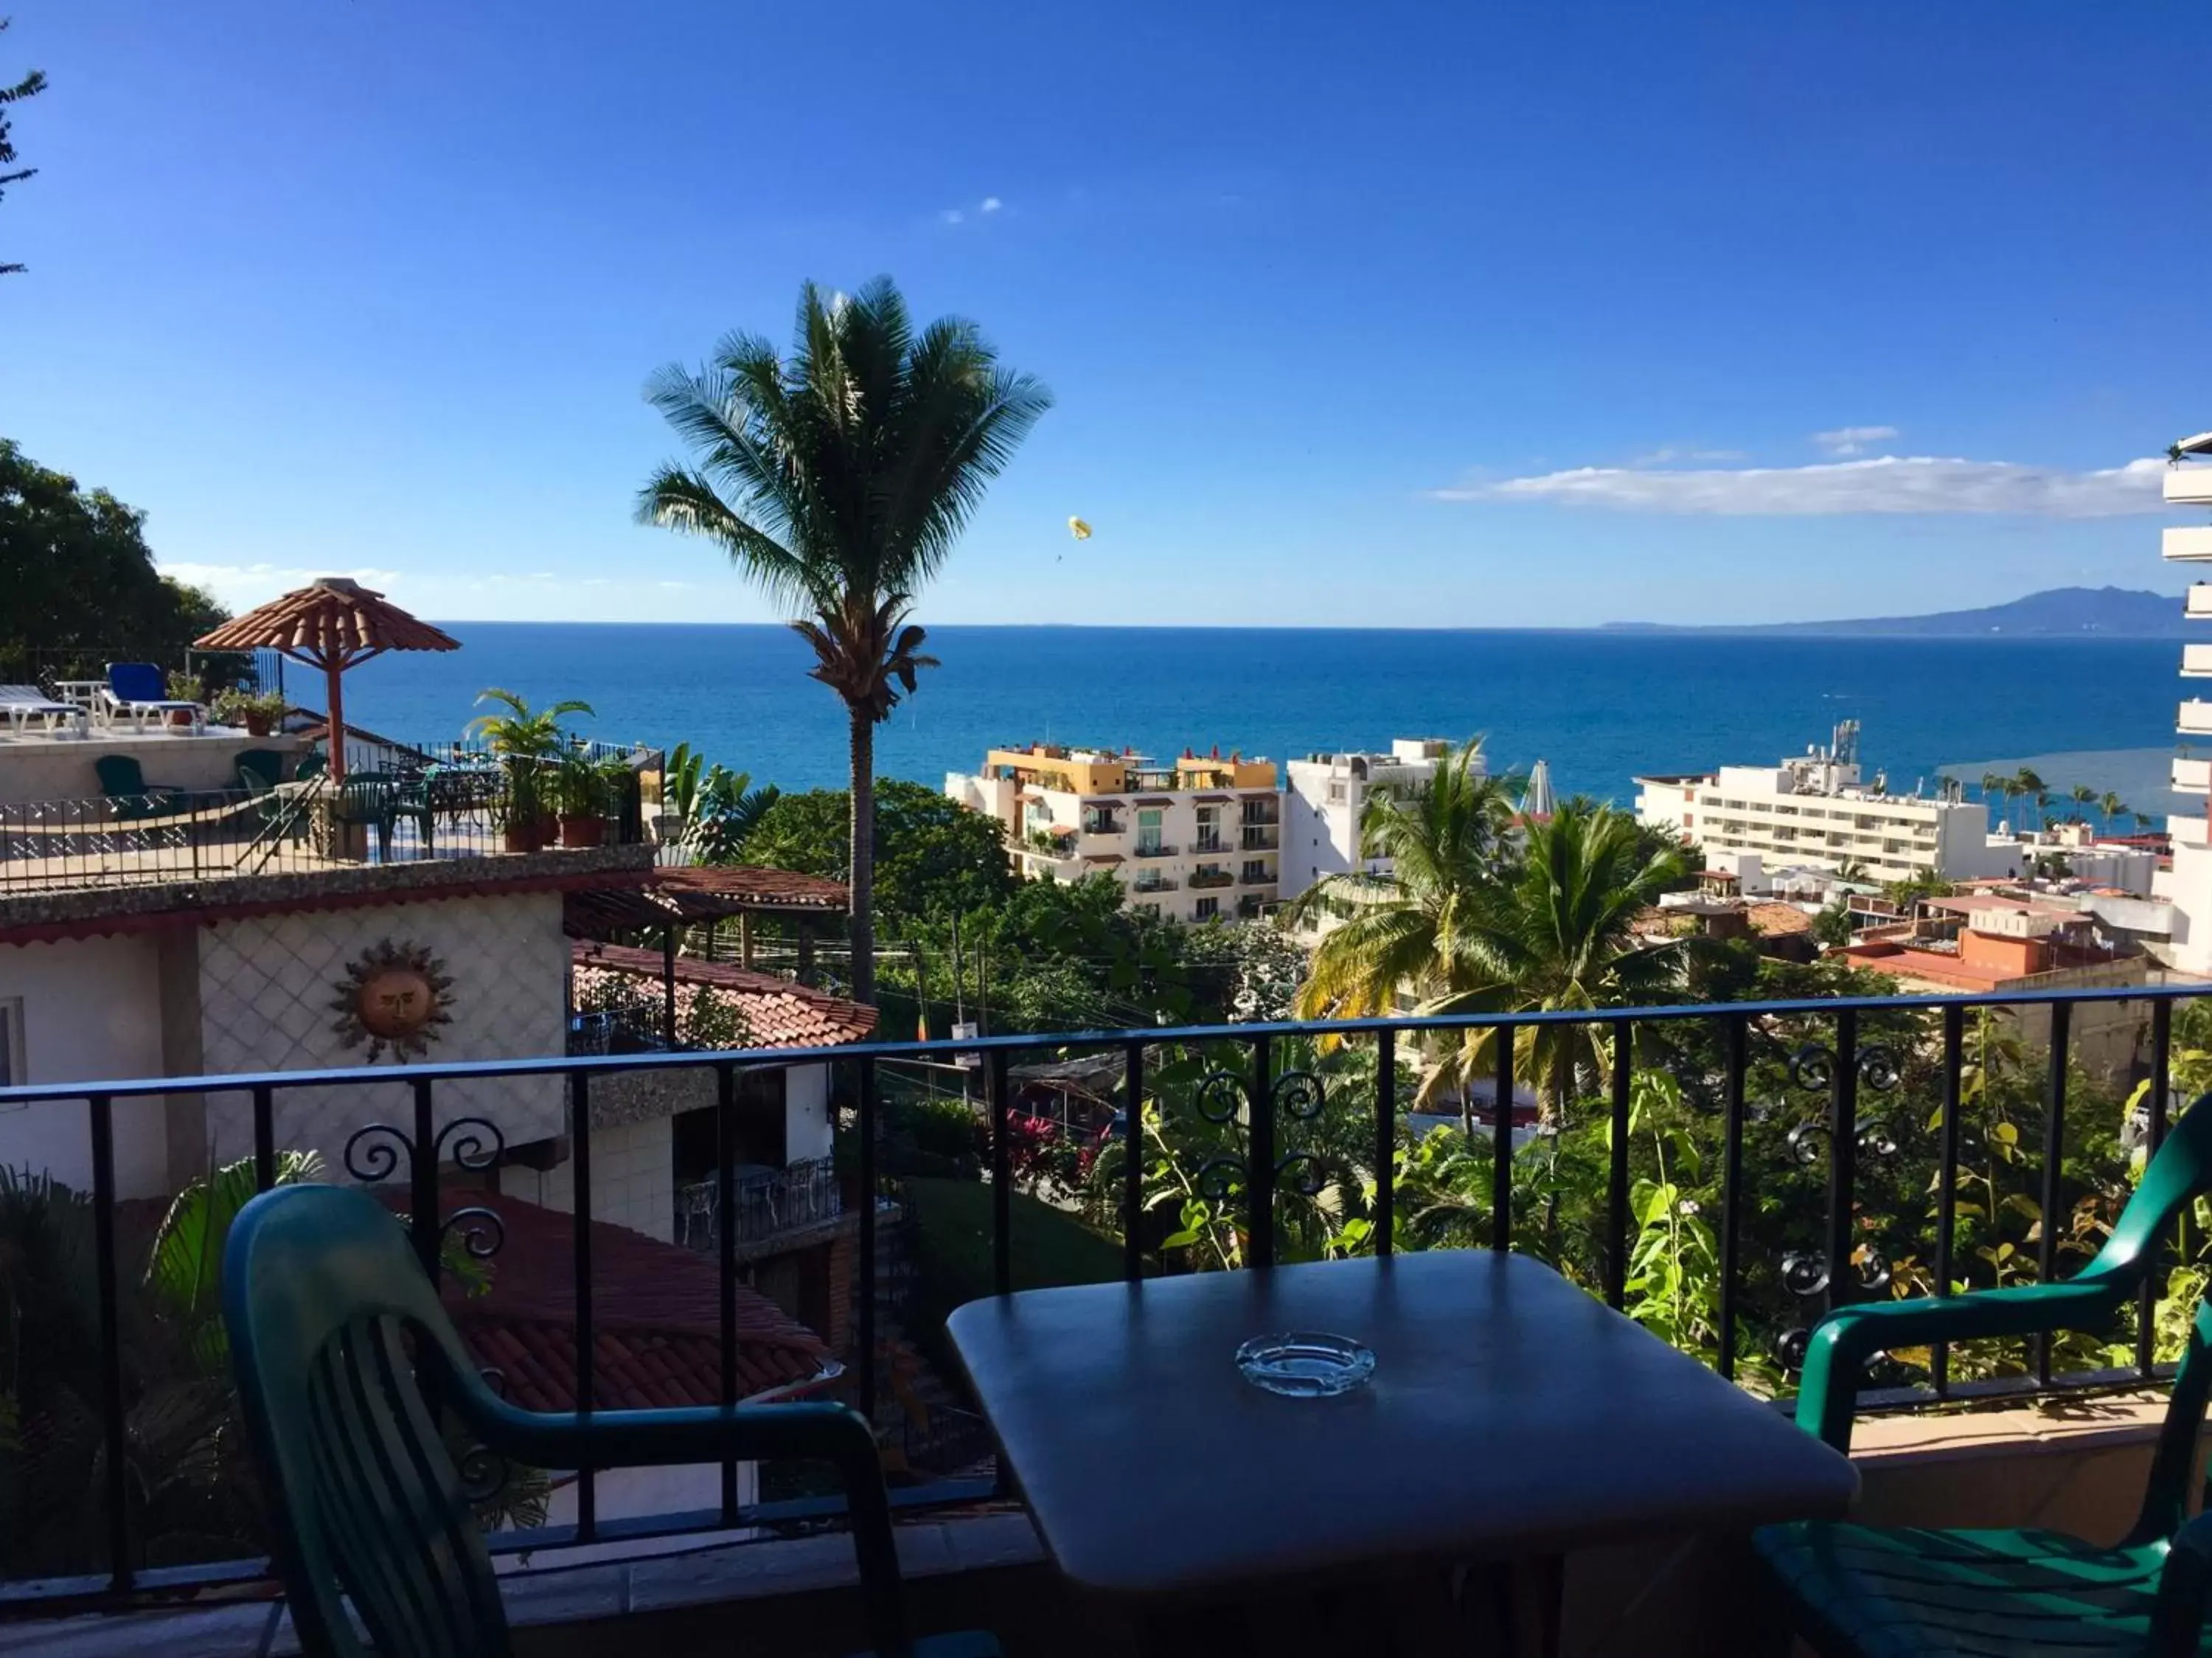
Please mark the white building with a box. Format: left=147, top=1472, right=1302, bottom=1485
left=946, top=743, right=1281, bottom=923
left=1635, top=722, right=2019, bottom=884
left=2157, top=430, right=2212, bottom=971
left=1279, top=739, right=1455, bottom=902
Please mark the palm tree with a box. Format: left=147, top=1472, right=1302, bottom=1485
left=1422, top=800, right=1694, bottom=1121
left=2014, top=768, right=2045, bottom=829
left=2070, top=783, right=2096, bottom=825
left=2101, top=791, right=2124, bottom=833
left=1288, top=740, right=1520, bottom=1024
left=637, top=279, right=1051, bottom=1002
left=1980, top=771, right=2004, bottom=806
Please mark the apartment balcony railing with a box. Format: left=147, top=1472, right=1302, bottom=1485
left=1241, top=804, right=1280, bottom=827
left=0, top=740, right=645, bottom=894
left=1193, top=833, right=1229, bottom=854
left=1081, top=815, right=1124, bottom=836
left=1131, top=875, right=1180, bottom=893
left=1241, top=826, right=1280, bottom=850
left=1242, top=867, right=1276, bottom=885
left=4, top=980, right=2208, bottom=1611
left=676, top=1156, right=842, bottom=1249
left=1189, top=868, right=1235, bottom=889
left=1131, top=842, right=1178, bottom=859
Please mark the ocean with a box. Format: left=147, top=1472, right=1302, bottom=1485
left=329, top=624, right=2184, bottom=816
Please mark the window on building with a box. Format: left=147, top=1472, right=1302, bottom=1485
left=1194, top=897, right=1220, bottom=920
left=1136, top=808, right=1164, bottom=853
left=1326, top=783, right=1347, bottom=804
left=0, top=998, right=19, bottom=1087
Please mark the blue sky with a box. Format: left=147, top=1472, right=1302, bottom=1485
left=7, top=1, right=2208, bottom=627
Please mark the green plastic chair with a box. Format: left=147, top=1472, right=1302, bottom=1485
left=93, top=752, right=185, bottom=819
left=235, top=748, right=285, bottom=792
left=223, top=1184, right=996, bottom=1658
left=1754, top=1092, right=2212, bottom=1657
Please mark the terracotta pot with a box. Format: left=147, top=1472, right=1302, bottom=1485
left=501, top=825, right=538, bottom=854
left=167, top=707, right=195, bottom=728
left=243, top=712, right=274, bottom=737
left=558, top=814, right=605, bottom=849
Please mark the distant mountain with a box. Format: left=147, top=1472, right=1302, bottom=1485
left=1604, top=586, right=2188, bottom=639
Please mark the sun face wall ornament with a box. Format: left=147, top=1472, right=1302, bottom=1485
left=330, top=940, right=455, bottom=1061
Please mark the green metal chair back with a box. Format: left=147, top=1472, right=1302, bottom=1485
left=93, top=754, right=150, bottom=798
left=225, top=1185, right=956, bottom=1658
left=235, top=749, right=285, bottom=792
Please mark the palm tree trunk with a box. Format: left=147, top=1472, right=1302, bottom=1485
left=847, top=707, right=877, bottom=1005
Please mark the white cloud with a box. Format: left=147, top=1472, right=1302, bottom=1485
left=980, top=195, right=1003, bottom=214
left=939, top=208, right=964, bottom=225
left=160, top=561, right=404, bottom=606
left=1631, top=446, right=1747, bottom=466
left=1812, top=424, right=1900, bottom=456
left=1431, top=455, right=2168, bottom=518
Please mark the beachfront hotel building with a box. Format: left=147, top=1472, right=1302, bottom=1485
left=945, top=743, right=1281, bottom=922
left=2160, top=430, right=2212, bottom=971
left=1634, top=722, right=2019, bottom=885
left=1279, top=739, right=1454, bottom=898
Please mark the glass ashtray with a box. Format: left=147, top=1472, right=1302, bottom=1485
left=1234, top=1331, right=1377, bottom=1397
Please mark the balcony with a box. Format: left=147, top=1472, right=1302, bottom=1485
left=3, top=982, right=2206, bottom=1654
left=677, top=1156, right=842, bottom=1248
left=2182, top=701, right=2212, bottom=738
left=1131, top=842, right=1178, bottom=859
left=2166, top=464, right=2212, bottom=506
left=2176, top=757, right=2211, bottom=795
left=2166, top=527, right=2212, bottom=563
left=2171, top=813, right=2209, bottom=848
left=1188, top=867, right=1234, bottom=889
left=2188, top=645, right=2212, bottom=678
left=0, top=739, right=648, bottom=895
left=1192, top=833, right=1230, bottom=854
left=1080, top=813, right=1124, bottom=836
left=2190, top=584, right=2212, bottom=622
left=1240, top=825, right=1280, bottom=851
left=1241, top=865, right=1275, bottom=885
left=1130, top=874, right=1180, bottom=893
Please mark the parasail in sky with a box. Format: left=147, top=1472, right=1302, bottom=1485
left=1067, top=516, right=1092, bottom=541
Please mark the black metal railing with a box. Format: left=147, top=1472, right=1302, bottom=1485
left=0, top=645, right=284, bottom=702
left=676, top=1157, right=842, bottom=1249
left=1241, top=826, right=1280, bottom=850
left=0, top=746, right=644, bottom=894
left=1132, top=842, right=1177, bottom=859
left=3, top=979, right=2208, bottom=1608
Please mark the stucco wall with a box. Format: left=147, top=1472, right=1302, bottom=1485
left=0, top=933, right=171, bottom=1196
left=198, top=891, right=570, bottom=1175
left=519, top=1114, right=676, bottom=1243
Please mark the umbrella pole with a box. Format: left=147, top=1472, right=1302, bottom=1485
left=324, top=656, right=348, bottom=783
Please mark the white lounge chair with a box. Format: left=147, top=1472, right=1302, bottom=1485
left=0, top=684, right=87, bottom=735
left=100, top=662, right=204, bottom=733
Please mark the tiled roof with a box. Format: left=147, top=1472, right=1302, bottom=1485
left=564, top=864, right=850, bottom=938
left=196, top=577, right=461, bottom=661
left=418, top=1194, right=830, bottom=1410
left=1746, top=903, right=1815, bottom=936
left=572, top=940, right=878, bottom=1048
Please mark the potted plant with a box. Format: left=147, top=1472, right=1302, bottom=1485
left=211, top=687, right=285, bottom=737
left=466, top=688, right=591, bottom=853
left=164, top=670, right=206, bottom=726
left=554, top=749, right=607, bottom=848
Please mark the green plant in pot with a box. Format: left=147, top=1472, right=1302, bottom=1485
left=467, top=688, right=591, bottom=852
left=210, top=687, right=286, bottom=737
left=554, top=748, right=611, bottom=848
left=163, top=670, right=206, bottom=726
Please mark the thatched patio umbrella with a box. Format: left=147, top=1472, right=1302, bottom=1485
left=195, top=577, right=459, bottom=781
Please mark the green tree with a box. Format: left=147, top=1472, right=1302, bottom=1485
left=2100, top=791, right=2124, bottom=833
left=1288, top=739, right=1519, bottom=1024
left=1420, top=799, right=1694, bottom=1119
left=0, top=19, right=45, bottom=277
left=1882, top=867, right=1951, bottom=911
left=638, top=278, right=1051, bottom=1004
left=0, top=440, right=230, bottom=662
left=743, top=778, right=1018, bottom=926
left=2069, top=783, right=2096, bottom=824
left=2014, top=767, right=2045, bottom=829
left=1810, top=901, right=1854, bottom=948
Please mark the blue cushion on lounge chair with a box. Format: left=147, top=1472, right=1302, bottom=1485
left=108, top=662, right=167, bottom=704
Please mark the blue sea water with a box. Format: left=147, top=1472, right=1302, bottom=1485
left=328, top=624, right=2183, bottom=812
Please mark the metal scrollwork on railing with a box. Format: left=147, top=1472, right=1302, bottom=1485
left=1194, top=1155, right=1246, bottom=1202
left=1788, top=1041, right=1903, bottom=1097
left=434, top=1116, right=507, bottom=1173
left=1775, top=1325, right=1815, bottom=1373
left=1855, top=1243, right=1893, bottom=1294
left=1193, top=1069, right=1249, bottom=1125
left=1272, top=1150, right=1328, bottom=1199
left=1779, top=1250, right=1831, bottom=1299
left=343, top=1123, right=413, bottom=1184
left=439, top=1205, right=506, bottom=1260
left=1784, top=1120, right=1829, bottom=1168
left=456, top=1441, right=509, bottom=1505
left=1273, top=1069, right=1326, bottom=1124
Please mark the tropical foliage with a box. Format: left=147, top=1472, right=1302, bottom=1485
left=638, top=277, right=1051, bottom=1003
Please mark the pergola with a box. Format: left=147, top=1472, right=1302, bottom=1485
left=195, top=577, right=459, bottom=782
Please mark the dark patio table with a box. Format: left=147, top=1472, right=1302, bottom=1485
left=947, top=1251, right=1857, bottom=1606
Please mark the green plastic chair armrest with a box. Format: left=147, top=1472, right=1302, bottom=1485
left=1795, top=1279, right=2121, bottom=1451
left=444, top=1372, right=912, bottom=1654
